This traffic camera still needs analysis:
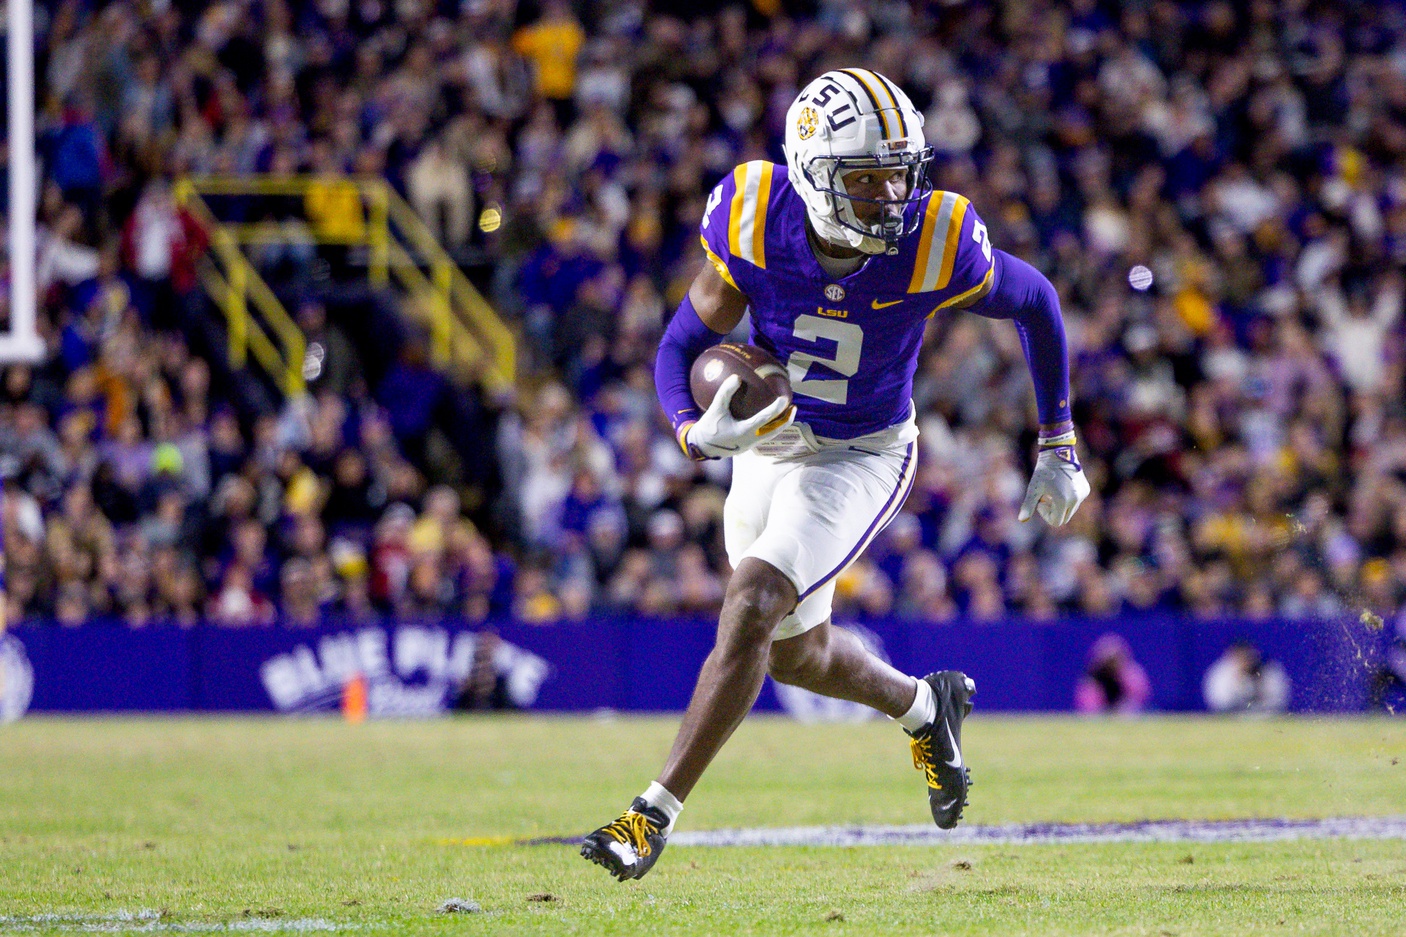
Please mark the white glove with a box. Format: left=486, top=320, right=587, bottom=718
left=1019, top=442, right=1091, bottom=527
left=686, top=375, right=795, bottom=459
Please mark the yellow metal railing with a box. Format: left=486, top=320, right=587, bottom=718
left=177, top=175, right=515, bottom=392
left=173, top=180, right=306, bottom=397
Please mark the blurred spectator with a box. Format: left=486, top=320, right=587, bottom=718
left=297, top=303, right=361, bottom=398
left=1075, top=634, right=1152, bottom=716
left=833, top=558, right=893, bottom=622
left=208, top=565, right=275, bottom=628
left=280, top=558, right=328, bottom=628
left=514, top=564, right=561, bottom=624
left=407, top=133, right=473, bottom=252
left=453, top=630, right=516, bottom=711
left=512, top=1, right=586, bottom=125
left=1203, top=640, right=1291, bottom=714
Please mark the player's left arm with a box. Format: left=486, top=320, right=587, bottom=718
left=965, top=249, right=1090, bottom=527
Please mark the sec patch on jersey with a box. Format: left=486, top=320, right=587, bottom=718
left=691, top=344, right=793, bottom=421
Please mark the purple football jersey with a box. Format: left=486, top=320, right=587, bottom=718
left=700, top=161, right=995, bottom=439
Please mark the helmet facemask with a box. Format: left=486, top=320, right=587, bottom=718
left=802, top=148, right=934, bottom=255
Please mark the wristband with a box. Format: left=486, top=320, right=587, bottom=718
left=1038, top=419, right=1076, bottom=448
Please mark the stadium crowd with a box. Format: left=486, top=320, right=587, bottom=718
left=4, top=0, right=1406, bottom=635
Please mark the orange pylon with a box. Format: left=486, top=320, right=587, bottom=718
left=342, top=673, right=368, bottom=723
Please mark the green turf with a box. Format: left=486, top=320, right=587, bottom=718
left=2, top=715, right=1404, bottom=935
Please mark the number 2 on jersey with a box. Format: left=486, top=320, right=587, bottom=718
left=973, top=218, right=992, bottom=262
left=701, top=186, right=724, bottom=228
left=788, top=315, right=863, bottom=405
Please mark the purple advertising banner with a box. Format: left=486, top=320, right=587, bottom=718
left=3, top=614, right=1399, bottom=719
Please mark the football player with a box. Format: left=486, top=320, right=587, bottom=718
left=582, top=69, right=1089, bottom=881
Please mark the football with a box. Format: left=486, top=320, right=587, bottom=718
left=690, top=343, right=793, bottom=420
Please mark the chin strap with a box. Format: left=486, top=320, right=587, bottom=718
left=817, top=214, right=893, bottom=256
left=809, top=217, right=887, bottom=258
left=852, top=229, right=890, bottom=255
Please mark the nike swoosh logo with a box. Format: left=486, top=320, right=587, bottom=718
left=944, top=722, right=962, bottom=768
left=871, top=299, right=903, bottom=309
left=937, top=798, right=958, bottom=812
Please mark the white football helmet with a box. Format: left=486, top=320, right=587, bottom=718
left=784, top=69, right=932, bottom=255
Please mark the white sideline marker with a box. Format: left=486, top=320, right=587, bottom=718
left=668, top=815, right=1406, bottom=848
left=0, top=912, right=356, bottom=933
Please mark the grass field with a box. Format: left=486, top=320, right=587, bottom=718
left=2, top=714, right=1405, bottom=935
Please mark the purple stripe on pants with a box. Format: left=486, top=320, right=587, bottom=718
left=797, top=442, right=916, bottom=601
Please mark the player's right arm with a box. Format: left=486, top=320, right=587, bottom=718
left=689, top=254, right=750, bottom=333
left=655, top=167, right=788, bottom=460
left=655, top=259, right=789, bottom=461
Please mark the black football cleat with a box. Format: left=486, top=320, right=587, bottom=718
left=907, top=671, right=976, bottom=829
left=580, top=798, right=670, bottom=882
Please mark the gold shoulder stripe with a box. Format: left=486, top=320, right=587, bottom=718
left=727, top=161, right=774, bottom=269
left=840, top=69, right=895, bottom=140
left=908, top=191, right=969, bottom=293
left=700, top=236, right=739, bottom=291
left=932, top=262, right=995, bottom=314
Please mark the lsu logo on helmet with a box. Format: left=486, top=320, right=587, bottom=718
left=796, top=106, right=819, bottom=141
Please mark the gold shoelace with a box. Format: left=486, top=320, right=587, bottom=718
left=602, top=810, right=655, bottom=857
left=910, top=736, right=941, bottom=790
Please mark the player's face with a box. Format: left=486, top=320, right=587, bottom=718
left=839, top=167, right=909, bottom=227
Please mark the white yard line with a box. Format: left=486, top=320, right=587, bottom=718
left=665, top=816, right=1406, bottom=847
left=0, top=913, right=355, bottom=933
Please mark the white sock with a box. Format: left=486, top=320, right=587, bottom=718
left=895, top=677, right=937, bottom=732
left=639, top=781, right=683, bottom=835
